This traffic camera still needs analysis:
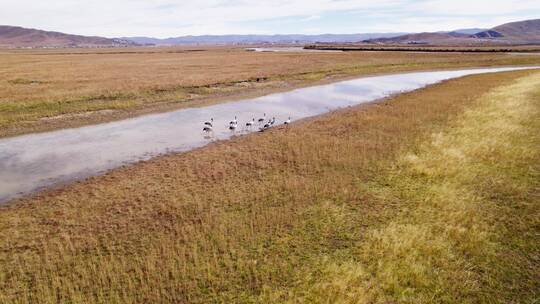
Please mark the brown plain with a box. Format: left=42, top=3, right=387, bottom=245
left=1, top=46, right=539, bottom=137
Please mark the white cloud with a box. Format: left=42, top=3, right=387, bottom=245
left=411, top=0, right=540, bottom=15
left=0, top=0, right=538, bottom=37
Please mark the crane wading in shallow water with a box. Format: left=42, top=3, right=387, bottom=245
left=284, top=117, right=291, bottom=125
left=203, top=114, right=290, bottom=135
left=258, top=113, right=266, bottom=124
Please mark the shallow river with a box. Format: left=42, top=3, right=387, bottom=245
left=0, top=67, right=537, bottom=204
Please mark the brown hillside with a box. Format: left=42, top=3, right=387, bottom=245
left=368, top=19, right=540, bottom=45
left=0, top=25, right=134, bottom=48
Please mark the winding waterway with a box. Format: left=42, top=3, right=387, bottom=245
left=0, top=66, right=537, bottom=203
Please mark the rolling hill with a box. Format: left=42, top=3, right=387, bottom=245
left=473, top=19, right=540, bottom=43
left=365, top=19, right=540, bottom=45
left=363, top=31, right=473, bottom=45
left=0, top=25, right=135, bottom=48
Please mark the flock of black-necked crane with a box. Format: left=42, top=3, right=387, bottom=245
left=203, top=113, right=291, bottom=135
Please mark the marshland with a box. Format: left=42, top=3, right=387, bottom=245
left=0, top=14, right=540, bottom=303
left=1, top=66, right=533, bottom=203
left=2, top=47, right=540, bottom=137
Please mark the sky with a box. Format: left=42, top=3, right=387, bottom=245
left=1, top=0, right=539, bottom=38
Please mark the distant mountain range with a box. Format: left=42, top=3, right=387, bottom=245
left=1, top=19, right=539, bottom=48
left=0, top=25, right=135, bottom=48
left=125, top=29, right=489, bottom=46
left=451, top=28, right=489, bottom=35
left=122, top=33, right=408, bottom=46
left=364, top=19, right=540, bottom=45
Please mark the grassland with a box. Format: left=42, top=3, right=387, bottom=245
left=0, top=70, right=538, bottom=303
left=1, top=46, right=539, bottom=137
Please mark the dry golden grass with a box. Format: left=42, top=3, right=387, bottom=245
left=0, top=70, right=538, bottom=303
left=296, top=71, right=540, bottom=304
left=1, top=46, right=539, bottom=137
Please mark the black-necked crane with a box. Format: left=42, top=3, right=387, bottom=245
left=245, top=118, right=255, bottom=129
left=203, top=126, right=213, bottom=133
left=229, top=116, right=238, bottom=126
left=204, top=118, right=214, bottom=127
left=258, top=113, right=266, bottom=124
left=284, top=117, right=291, bottom=125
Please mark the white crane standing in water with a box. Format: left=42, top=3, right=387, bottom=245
left=260, top=119, right=272, bottom=131
left=202, top=114, right=286, bottom=135
left=203, top=118, right=214, bottom=137
left=245, top=118, right=255, bottom=130
left=284, top=117, right=291, bottom=125
left=228, top=116, right=238, bottom=131
left=258, top=113, right=266, bottom=124
left=203, top=125, right=213, bottom=133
